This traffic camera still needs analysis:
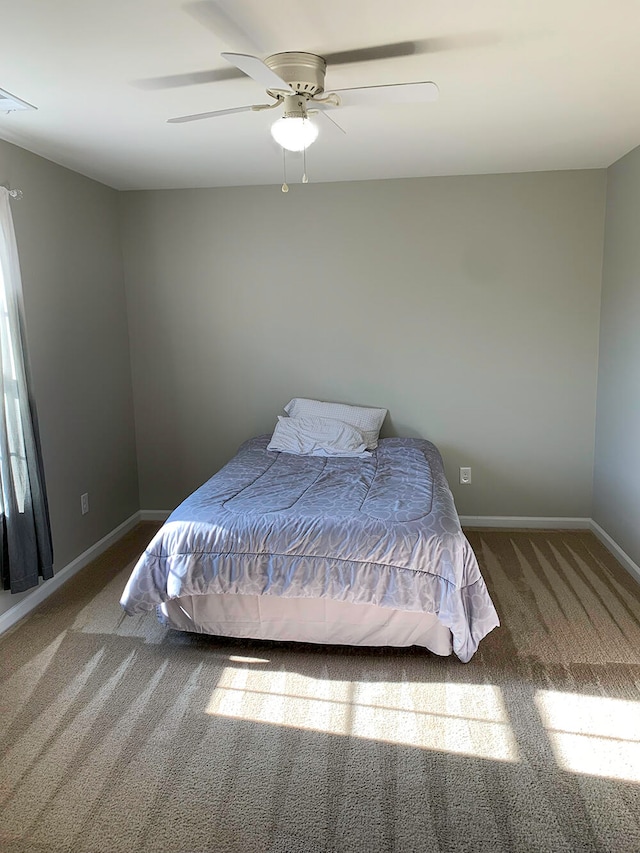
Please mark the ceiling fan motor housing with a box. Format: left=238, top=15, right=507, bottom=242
left=264, top=52, right=327, bottom=97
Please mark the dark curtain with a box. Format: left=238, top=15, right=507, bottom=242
left=0, top=187, right=53, bottom=593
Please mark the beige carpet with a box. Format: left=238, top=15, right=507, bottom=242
left=1, top=523, right=640, bottom=853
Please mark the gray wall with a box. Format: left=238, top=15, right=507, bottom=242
left=3, top=133, right=637, bottom=615
left=0, top=139, right=139, bottom=616
left=593, top=144, right=640, bottom=565
left=120, top=170, right=606, bottom=517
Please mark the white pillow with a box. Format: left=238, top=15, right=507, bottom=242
left=267, top=416, right=371, bottom=457
left=283, top=398, right=387, bottom=449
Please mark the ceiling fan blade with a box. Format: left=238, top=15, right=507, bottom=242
left=221, top=53, right=293, bottom=92
left=412, top=32, right=508, bottom=53
left=167, top=104, right=254, bottom=124
left=185, top=1, right=268, bottom=54
left=323, top=32, right=507, bottom=67
left=323, top=42, right=419, bottom=66
left=333, top=81, right=439, bottom=108
left=134, top=66, right=244, bottom=91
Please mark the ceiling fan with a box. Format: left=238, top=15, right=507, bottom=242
left=167, top=50, right=439, bottom=151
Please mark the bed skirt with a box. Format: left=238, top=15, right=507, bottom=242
left=159, top=593, right=454, bottom=656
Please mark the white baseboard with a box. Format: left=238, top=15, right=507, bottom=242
left=139, top=510, right=171, bottom=521
left=460, top=514, right=639, bottom=587
left=589, top=520, right=640, bottom=585
left=0, top=511, right=141, bottom=636
left=149, top=513, right=589, bottom=530
left=460, top=515, right=591, bottom=529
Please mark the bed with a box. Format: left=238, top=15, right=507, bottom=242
left=120, top=402, right=499, bottom=663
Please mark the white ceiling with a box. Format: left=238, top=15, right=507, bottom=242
left=1, top=0, right=639, bottom=190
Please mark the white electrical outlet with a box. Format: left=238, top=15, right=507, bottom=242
left=81, top=492, right=89, bottom=515
left=459, top=467, right=472, bottom=485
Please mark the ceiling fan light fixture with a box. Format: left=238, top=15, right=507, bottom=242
left=270, top=116, right=318, bottom=152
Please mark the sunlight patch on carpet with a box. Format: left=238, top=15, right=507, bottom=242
left=536, top=689, right=640, bottom=782
left=205, top=665, right=519, bottom=762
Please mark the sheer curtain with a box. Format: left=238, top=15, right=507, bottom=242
left=0, top=187, right=53, bottom=593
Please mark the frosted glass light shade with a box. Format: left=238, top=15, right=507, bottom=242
left=271, top=116, right=319, bottom=151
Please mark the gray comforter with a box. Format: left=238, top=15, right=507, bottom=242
left=120, top=436, right=499, bottom=661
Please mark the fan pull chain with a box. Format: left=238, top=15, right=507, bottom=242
left=302, top=144, right=309, bottom=184
left=281, top=148, right=289, bottom=193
